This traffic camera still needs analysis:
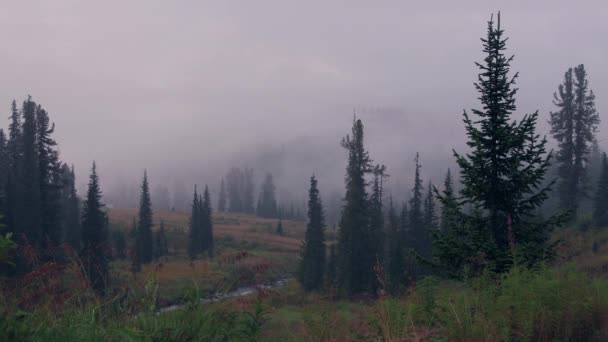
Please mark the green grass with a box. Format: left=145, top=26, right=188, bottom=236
left=4, top=215, right=608, bottom=341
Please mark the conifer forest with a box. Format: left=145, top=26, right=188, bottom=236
left=2, top=3, right=608, bottom=341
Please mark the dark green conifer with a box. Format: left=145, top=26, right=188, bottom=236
left=423, top=182, right=438, bottom=232
left=408, top=153, right=431, bottom=277
left=201, top=185, right=213, bottom=257
left=439, top=169, right=456, bottom=232
left=20, top=97, right=41, bottom=247
left=136, top=171, right=154, bottom=264
left=298, top=175, right=326, bottom=291
left=434, top=13, right=563, bottom=276
left=5, top=101, right=22, bottom=241
left=370, top=164, right=388, bottom=271
left=188, top=186, right=201, bottom=259
left=336, top=117, right=374, bottom=295
left=80, top=162, right=109, bottom=294
left=36, top=105, right=62, bottom=249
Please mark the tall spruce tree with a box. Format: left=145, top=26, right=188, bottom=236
left=188, top=186, right=201, bottom=259
left=5, top=101, right=22, bottom=242
left=409, top=153, right=424, bottom=237
left=218, top=178, right=227, bottom=212
left=549, top=65, right=600, bottom=218
left=370, top=164, right=388, bottom=269
left=337, top=117, right=375, bottom=295
left=433, top=13, right=562, bottom=276
left=408, top=153, right=431, bottom=276
left=439, top=169, right=456, bottom=232
left=201, top=185, right=213, bottom=257
left=593, top=153, right=608, bottom=227
left=423, top=182, right=438, bottom=232
left=36, top=105, right=62, bottom=248
left=136, top=170, right=154, bottom=264
left=80, top=162, right=109, bottom=294
left=298, top=175, right=326, bottom=291
left=20, top=97, right=41, bottom=247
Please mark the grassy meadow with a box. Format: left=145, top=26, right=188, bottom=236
left=2, top=210, right=608, bottom=341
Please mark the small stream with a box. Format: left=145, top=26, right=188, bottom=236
left=159, top=278, right=289, bottom=314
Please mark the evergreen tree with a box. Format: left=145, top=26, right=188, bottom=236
left=370, top=165, right=388, bottom=270
left=80, top=162, right=109, bottom=294
left=256, top=173, right=278, bottom=218
left=201, top=185, right=213, bottom=257
left=36, top=105, right=62, bottom=249
left=336, top=117, right=374, bottom=295
left=5, top=101, right=21, bottom=242
left=218, top=178, right=227, bottom=212
left=423, top=182, right=438, bottom=232
left=409, top=153, right=424, bottom=237
left=188, top=186, right=201, bottom=259
left=298, top=175, right=326, bottom=291
left=439, top=169, right=456, bottom=232
left=136, top=171, right=154, bottom=264
left=20, top=97, right=41, bottom=247
left=593, top=153, right=608, bottom=226
left=549, top=65, right=600, bottom=218
left=433, top=14, right=563, bottom=276
left=408, top=153, right=431, bottom=276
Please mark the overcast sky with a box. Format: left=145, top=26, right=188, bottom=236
left=0, top=1, right=606, bottom=199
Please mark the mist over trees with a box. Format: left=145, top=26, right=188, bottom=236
left=0, top=11, right=604, bottom=319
